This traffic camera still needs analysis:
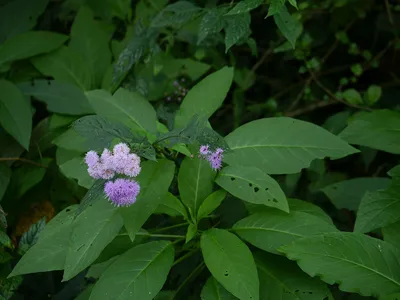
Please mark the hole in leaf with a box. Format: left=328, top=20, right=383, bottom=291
left=254, top=187, right=259, bottom=193
left=66, top=209, right=71, bottom=212
left=248, top=183, right=253, bottom=187
left=265, top=188, right=269, bottom=191
left=294, top=290, right=299, bottom=293
left=272, top=199, right=278, bottom=203
left=309, top=292, right=313, bottom=294
left=224, top=271, right=229, bottom=276
left=230, top=177, right=235, bottom=181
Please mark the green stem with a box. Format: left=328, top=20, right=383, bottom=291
left=172, top=249, right=198, bottom=267
left=119, top=232, right=185, bottom=239
left=173, top=263, right=205, bottom=299
left=151, top=222, right=188, bottom=233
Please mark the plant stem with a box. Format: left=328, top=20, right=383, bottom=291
left=118, top=232, right=185, bottom=239
left=172, top=249, right=198, bottom=267
left=0, top=157, right=48, bottom=168
left=173, top=263, right=205, bottom=299
left=151, top=222, right=188, bottom=233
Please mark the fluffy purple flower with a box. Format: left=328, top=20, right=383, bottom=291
left=207, top=150, right=223, bottom=171
left=113, top=143, right=130, bottom=156
left=199, top=145, right=210, bottom=155
left=85, top=151, right=99, bottom=167
left=104, top=178, right=140, bottom=207
left=123, top=153, right=141, bottom=177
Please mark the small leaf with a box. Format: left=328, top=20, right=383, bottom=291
left=216, top=165, right=288, bottom=212
left=339, top=110, right=400, bottom=154
left=186, top=223, right=197, bottom=243
left=120, top=160, right=175, bottom=240
left=18, top=217, right=46, bottom=253
left=201, top=276, right=237, bottom=300
left=0, top=80, right=32, bottom=149
left=9, top=205, right=78, bottom=277
left=226, top=0, right=264, bottom=15
left=0, top=31, right=68, bottom=66
left=201, top=228, right=259, bottom=300
left=89, top=241, right=174, bottom=300
left=63, top=200, right=123, bottom=281
left=31, top=46, right=92, bottom=90
left=155, top=192, right=188, bottom=219
left=280, top=232, right=400, bottom=298
left=197, top=190, right=227, bottom=221
left=178, top=156, right=216, bottom=222
left=175, top=67, right=234, bottom=128
left=365, top=85, right=382, bottom=105
left=233, top=209, right=338, bottom=254
left=151, top=1, right=201, bottom=28
left=321, top=177, right=391, bottom=211
left=224, top=13, right=251, bottom=52
left=0, top=163, right=11, bottom=200
left=273, top=6, right=302, bottom=48
left=342, top=88, right=363, bottom=105
left=255, top=251, right=332, bottom=300
left=224, top=117, right=359, bottom=174
left=198, top=8, right=227, bottom=44
left=288, top=0, right=298, bottom=9
left=0, top=230, right=12, bottom=249
left=267, top=0, right=285, bottom=17
left=17, top=80, right=93, bottom=115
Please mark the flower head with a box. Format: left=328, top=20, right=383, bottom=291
left=113, top=143, right=130, bottom=156
left=199, top=145, right=210, bottom=155
left=104, top=178, right=140, bottom=207
left=207, top=151, right=223, bottom=171
left=85, top=151, right=99, bottom=168
left=123, top=153, right=141, bottom=177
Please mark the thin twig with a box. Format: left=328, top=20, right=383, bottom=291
left=384, top=0, right=394, bottom=27
left=0, top=157, right=48, bottom=168
left=284, top=99, right=338, bottom=117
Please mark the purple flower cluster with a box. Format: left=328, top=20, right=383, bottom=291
left=84, top=143, right=141, bottom=207
left=199, top=145, right=224, bottom=171
left=165, top=78, right=189, bottom=102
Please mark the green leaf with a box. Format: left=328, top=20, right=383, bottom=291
left=63, top=199, right=123, bottom=281
left=155, top=192, right=188, bottom=219
left=339, top=110, right=400, bottom=154
left=288, top=0, right=298, bottom=9
left=178, top=156, right=216, bottom=222
left=0, top=230, right=12, bottom=249
left=53, top=128, right=88, bottom=152
left=201, top=276, right=237, bottom=300
left=87, top=88, right=157, bottom=134
left=175, top=67, right=234, bottom=127
left=0, top=163, right=11, bottom=200
left=287, top=198, right=333, bottom=224
left=197, top=190, right=227, bottom=221
left=267, top=0, right=285, bottom=17
left=17, top=80, right=93, bottom=115
left=255, top=251, right=332, bottom=300
left=224, top=117, right=358, bottom=174
left=8, top=205, right=78, bottom=277
left=280, top=232, right=400, bottom=298
left=321, top=177, right=391, bottom=211
left=31, top=46, right=92, bottom=90
left=0, top=80, right=32, bottom=149
left=0, top=31, right=67, bottom=66
left=0, top=0, right=49, bottom=43
left=383, top=221, right=400, bottom=249
left=186, top=223, right=197, bottom=243
left=226, top=0, right=264, bottom=15
left=18, top=217, right=46, bottom=249
left=76, top=179, right=107, bottom=216
left=273, top=6, right=302, bottom=48
left=70, top=6, right=112, bottom=88
left=382, top=294, right=400, bottom=300
left=224, top=13, right=251, bottom=52
left=198, top=8, right=227, bottom=44
left=89, top=241, right=174, bottom=300
left=354, top=179, right=400, bottom=233
left=342, top=88, right=363, bottom=105
left=59, top=157, right=95, bottom=189
left=120, top=160, right=175, bottom=240
left=365, top=85, right=382, bottom=105
left=233, top=209, right=338, bottom=254
left=151, top=1, right=201, bottom=28
left=201, top=228, right=259, bottom=300
left=216, top=165, right=288, bottom=212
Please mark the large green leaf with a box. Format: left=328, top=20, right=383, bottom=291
left=63, top=199, right=123, bottom=281
left=267, top=0, right=285, bottom=17
left=339, top=110, right=400, bottom=154
left=178, top=156, right=216, bottom=222
left=70, top=6, right=112, bottom=88
left=224, top=13, right=251, bottom=52
left=17, top=80, right=93, bottom=115
left=175, top=67, right=234, bottom=127
left=0, top=79, right=32, bottom=149
left=287, top=198, right=333, bottom=224
left=59, top=157, right=94, bottom=189
left=255, top=252, right=332, bottom=300
left=216, top=165, right=288, bottom=212
left=31, top=46, right=92, bottom=90
left=226, top=0, right=264, bottom=15
left=383, top=221, right=400, bottom=249
left=198, top=8, right=227, bottom=45
left=273, top=5, right=302, bottom=48
left=354, top=179, right=400, bottom=233
left=155, top=192, right=188, bottom=219
left=280, top=232, right=400, bottom=298
left=0, top=31, right=67, bottom=66
left=151, top=1, right=201, bottom=28
left=120, top=160, right=175, bottom=240
left=224, top=117, right=358, bottom=175
left=0, top=0, right=49, bottom=43
left=0, top=163, right=11, bottom=200
left=87, top=88, right=157, bottom=134
left=8, top=205, right=78, bottom=277
left=201, top=276, right=237, bottom=300
left=89, top=241, right=174, bottom=300
left=201, top=228, right=259, bottom=300
left=321, top=177, right=391, bottom=211
left=197, top=190, right=227, bottom=221
left=233, top=209, right=338, bottom=254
